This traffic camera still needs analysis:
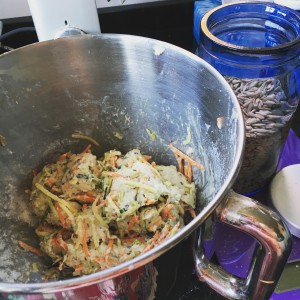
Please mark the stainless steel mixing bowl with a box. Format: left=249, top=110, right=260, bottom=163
left=0, top=34, right=291, bottom=299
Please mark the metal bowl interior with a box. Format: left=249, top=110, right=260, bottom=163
left=0, top=34, right=244, bottom=293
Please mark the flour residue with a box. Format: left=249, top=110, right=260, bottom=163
left=152, top=44, right=165, bottom=56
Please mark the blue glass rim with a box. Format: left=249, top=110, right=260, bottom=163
left=201, top=1, right=300, bottom=54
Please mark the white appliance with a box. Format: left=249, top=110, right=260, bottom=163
left=0, top=0, right=171, bottom=20
left=27, top=0, right=101, bottom=41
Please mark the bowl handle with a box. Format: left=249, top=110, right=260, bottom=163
left=193, top=190, right=292, bottom=300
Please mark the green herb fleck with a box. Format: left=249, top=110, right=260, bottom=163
left=76, top=174, right=89, bottom=179
left=146, top=129, right=157, bottom=141
left=114, top=132, right=124, bottom=139
left=41, top=206, right=50, bottom=224
left=120, top=208, right=128, bottom=214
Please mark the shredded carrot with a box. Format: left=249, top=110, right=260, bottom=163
left=139, top=156, right=152, bottom=165
left=148, top=218, right=163, bottom=231
left=104, top=240, right=114, bottom=266
left=142, top=232, right=159, bottom=253
left=59, top=153, right=69, bottom=161
left=58, top=261, right=64, bottom=271
left=51, top=186, right=62, bottom=194
left=188, top=208, right=196, bottom=219
left=168, top=144, right=205, bottom=171
left=86, top=191, right=96, bottom=197
left=145, top=198, right=156, bottom=205
left=144, top=226, right=172, bottom=251
left=160, top=222, right=180, bottom=243
left=173, top=155, right=184, bottom=174
left=98, top=199, right=107, bottom=208
left=142, top=244, right=153, bottom=253
left=44, top=177, right=56, bottom=187
left=152, top=231, right=160, bottom=244
left=143, top=155, right=152, bottom=161
left=77, top=146, right=91, bottom=164
left=55, top=203, right=67, bottom=228
left=110, top=157, right=115, bottom=168
left=51, top=236, right=59, bottom=247
left=82, top=144, right=92, bottom=154
left=127, top=214, right=139, bottom=231
left=105, top=256, right=111, bottom=266
left=106, top=239, right=114, bottom=254
left=161, top=204, right=174, bottom=221
left=72, top=194, right=96, bottom=203
left=57, top=232, right=68, bottom=251
left=156, top=225, right=171, bottom=243
left=78, top=146, right=93, bottom=164
left=74, top=264, right=83, bottom=274
left=184, top=161, right=193, bottom=182
left=93, top=165, right=100, bottom=175
left=71, top=164, right=79, bottom=172
left=101, top=171, right=126, bottom=178
left=81, top=221, right=90, bottom=257
left=18, top=240, right=43, bottom=256
left=93, top=257, right=105, bottom=265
